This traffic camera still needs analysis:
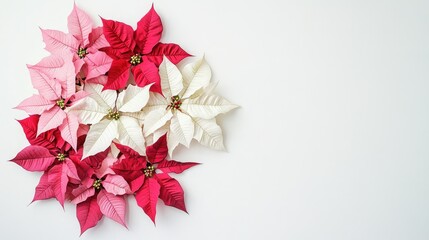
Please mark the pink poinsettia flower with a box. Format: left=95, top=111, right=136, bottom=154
left=100, top=4, right=190, bottom=93
left=10, top=115, right=82, bottom=207
left=15, top=54, right=89, bottom=150
left=41, top=3, right=112, bottom=82
left=70, top=152, right=131, bottom=235
left=112, top=135, right=199, bottom=223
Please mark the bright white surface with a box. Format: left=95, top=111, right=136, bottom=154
left=1, top=0, right=429, bottom=239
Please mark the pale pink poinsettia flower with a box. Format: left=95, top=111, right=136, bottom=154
left=41, top=3, right=112, bottom=82
left=70, top=155, right=131, bottom=234
left=15, top=53, right=89, bottom=150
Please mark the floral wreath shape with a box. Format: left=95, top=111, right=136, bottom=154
left=11, top=4, right=237, bottom=235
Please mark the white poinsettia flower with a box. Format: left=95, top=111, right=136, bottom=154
left=143, top=56, right=238, bottom=156
left=69, top=83, right=151, bottom=158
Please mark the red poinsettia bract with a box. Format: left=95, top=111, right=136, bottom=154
left=101, top=5, right=190, bottom=93
left=112, top=135, right=199, bottom=223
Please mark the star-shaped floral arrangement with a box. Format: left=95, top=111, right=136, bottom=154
left=10, top=3, right=237, bottom=235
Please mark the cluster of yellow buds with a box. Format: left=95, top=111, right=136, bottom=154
left=93, top=179, right=102, bottom=190
left=106, top=109, right=120, bottom=120
left=56, top=153, right=66, bottom=161
left=77, top=47, right=88, bottom=59
left=130, top=54, right=142, bottom=66
left=56, top=99, right=65, bottom=109
left=144, top=165, right=156, bottom=177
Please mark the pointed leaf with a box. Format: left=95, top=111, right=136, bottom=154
left=135, top=177, right=160, bottom=223
left=41, top=28, right=79, bottom=54
left=113, top=142, right=142, bottom=159
left=182, top=94, right=238, bottom=119
left=83, top=119, right=118, bottom=158
left=169, top=111, right=194, bottom=147
left=15, top=95, right=55, bottom=114
left=37, top=106, right=67, bottom=135
left=135, top=5, right=163, bottom=54
left=146, top=43, right=190, bottom=66
left=77, top=196, right=103, bottom=235
left=143, top=108, right=172, bottom=137
left=132, top=59, right=162, bottom=94
left=97, top=190, right=127, bottom=227
left=68, top=3, right=93, bottom=46
left=143, top=92, right=168, bottom=112
left=146, top=134, right=167, bottom=163
left=193, top=117, right=225, bottom=150
left=101, top=18, right=135, bottom=56
left=159, top=56, right=183, bottom=98
left=48, top=164, right=69, bottom=207
left=103, top=59, right=130, bottom=90
left=71, top=185, right=96, bottom=204
left=156, top=173, right=187, bottom=212
left=28, top=67, right=61, bottom=101
left=116, top=84, right=151, bottom=112
left=88, top=27, right=109, bottom=51
left=103, top=175, right=131, bottom=195
left=64, top=159, right=80, bottom=180
left=59, top=113, right=79, bottom=150
left=117, top=116, right=146, bottom=155
left=68, top=97, right=108, bottom=125
left=32, top=172, right=55, bottom=202
left=18, top=115, right=57, bottom=150
left=84, top=83, right=117, bottom=109
left=10, top=145, right=55, bottom=171
left=157, top=160, right=199, bottom=174
left=85, top=51, right=113, bottom=79
left=181, top=57, right=211, bottom=99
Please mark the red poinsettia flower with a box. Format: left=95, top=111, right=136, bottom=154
left=101, top=5, right=190, bottom=93
left=10, top=115, right=81, bottom=207
left=69, top=149, right=130, bottom=235
left=112, top=135, right=199, bottom=223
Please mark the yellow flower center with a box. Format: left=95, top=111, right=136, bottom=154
left=93, top=179, right=102, bottom=190
left=77, top=47, right=88, bottom=59
left=56, top=99, right=65, bottom=109
left=106, top=109, right=120, bottom=120
left=167, top=95, right=182, bottom=111
left=144, top=165, right=155, bottom=177
left=56, top=153, right=66, bottom=162
left=130, top=54, right=142, bottom=66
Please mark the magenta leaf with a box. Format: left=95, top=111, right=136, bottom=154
left=146, top=134, right=168, bottom=163
left=135, top=177, right=160, bottom=223
left=146, top=43, right=190, bottom=66
left=157, top=160, right=199, bottom=174
left=101, top=18, right=135, bottom=57
left=103, top=59, right=130, bottom=90
left=32, top=171, right=55, bottom=202
left=10, top=145, right=55, bottom=172
left=18, top=115, right=57, bottom=150
left=77, top=196, right=103, bottom=235
left=48, top=164, right=69, bottom=207
left=135, top=5, right=163, bottom=54
left=97, top=189, right=127, bottom=227
left=156, top=173, right=187, bottom=213
left=132, top=59, right=162, bottom=94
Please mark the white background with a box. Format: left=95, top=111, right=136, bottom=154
left=1, top=0, right=429, bottom=239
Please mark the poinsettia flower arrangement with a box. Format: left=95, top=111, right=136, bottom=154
left=10, top=4, right=237, bottom=235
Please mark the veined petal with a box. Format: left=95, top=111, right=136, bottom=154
left=159, top=56, right=183, bottom=99
left=169, top=111, right=194, bottom=148
left=181, top=94, right=238, bottom=119
left=181, top=57, right=211, bottom=99
left=143, top=108, right=173, bottom=137
left=84, top=83, right=117, bottom=109
left=117, top=116, right=146, bottom=155
left=83, top=119, right=118, bottom=158
left=37, top=107, right=67, bottom=135
left=116, top=84, right=152, bottom=113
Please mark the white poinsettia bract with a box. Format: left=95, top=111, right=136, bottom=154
left=143, top=56, right=238, bottom=156
left=70, top=83, right=151, bottom=158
